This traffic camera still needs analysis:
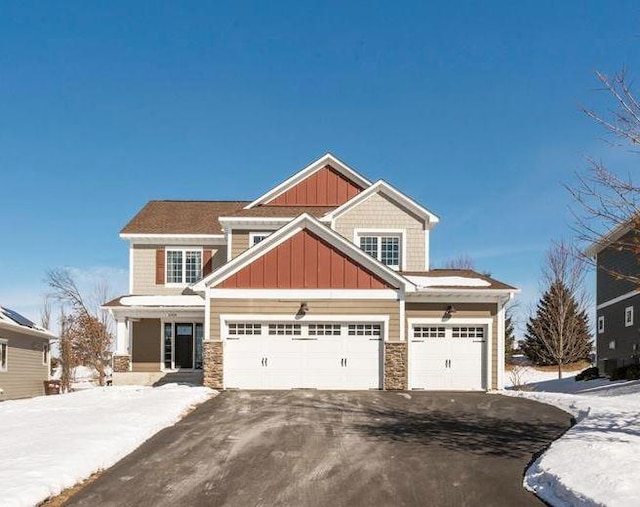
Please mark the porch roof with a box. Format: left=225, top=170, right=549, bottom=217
left=104, top=295, right=205, bottom=308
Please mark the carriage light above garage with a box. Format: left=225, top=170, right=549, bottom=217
left=298, top=302, right=309, bottom=315
left=443, top=305, right=457, bottom=319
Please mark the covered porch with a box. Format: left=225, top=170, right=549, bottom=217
left=105, top=295, right=206, bottom=385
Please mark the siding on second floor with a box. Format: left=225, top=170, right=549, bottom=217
left=333, top=191, right=427, bottom=272
left=131, top=244, right=226, bottom=295
left=596, top=230, right=640, bottom=305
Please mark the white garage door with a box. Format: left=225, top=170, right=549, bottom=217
left=409, top=325, right=486, bottom=391
left=224, top=322, right=382, bottom=389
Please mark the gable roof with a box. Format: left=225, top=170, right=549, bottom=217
left=120, top=201, right=249, bottom=235
left=225, top=205, right=337, bottom=218
left=245, top=153, right=372, bottom=209
left=322, top=180, right=440, bottom=225
left=584, top=218, right=639, bottom=258
left=192, top=213, right=413, bottom=291
left=0, top=306, right=55, bottom=339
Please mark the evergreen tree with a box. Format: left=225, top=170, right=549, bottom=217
left=522, top=280, right=591, bottom=375
left=505, top=314, right=516, bottom=361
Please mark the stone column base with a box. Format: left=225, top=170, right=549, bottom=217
left=203, top=341, right=223, bottom=389
left=113, top=354, right=131, bottom=373
left=384, top=342, right=407, bottom=390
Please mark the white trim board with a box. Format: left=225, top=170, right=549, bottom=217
left=596, top=289, right=640, bottom=310
left=244, top=153, right=372, bottom=209
left=208, top=289, right=399, bottom=299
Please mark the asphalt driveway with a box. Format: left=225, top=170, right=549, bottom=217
left=67, top=391, right=571, bottom=507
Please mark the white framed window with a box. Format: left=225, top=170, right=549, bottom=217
left=355, top=231, right=403, bottom=270
left=452, top=327, right=484, bottom=339
left=0, top=339, right=7, bottom=372
left=609, top=340, right=616, bottom=350
left=166, top=248, right=202, bottom=285
left=598, top=316, right=605, bottom=334
left=308, top=324, right=341, bottom=336
left=250, top=232, right=272, bottom=246
left=348, top=324, right=381, bottom=336
left=268, top=324, right=301, bottom=336
left=229, top=323, right=262, bottom=335
left=625, top=306, right=634, bottom=327
left=42, top=343, right=50, bottom=366
left=414, top=326, right=445, bottom=338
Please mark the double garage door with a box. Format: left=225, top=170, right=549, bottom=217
left=224, top=322, right=382, bottom=389
left=409, top=324, right=487, bottom=391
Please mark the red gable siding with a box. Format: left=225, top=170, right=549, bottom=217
left=266, top=165, right=362, bottom=206
left=219, top=230, right=392, bottom=289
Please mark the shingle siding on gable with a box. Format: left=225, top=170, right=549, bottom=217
left=333, top=192, right=426, bottom=272
left=131, top=244, right=226, bottom=295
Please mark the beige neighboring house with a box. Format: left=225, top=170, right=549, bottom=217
left=0, top=306, right=54, bottom=400
left=105, top=153, right=519, bottom=391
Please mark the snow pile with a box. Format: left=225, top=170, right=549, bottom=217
left=503, top=380, right=640, bottom=506
left=119, top=295, right=204, bottom=307
left=0, top=384, right=214, bottom=507
left=406, top=275, right=491, bottom=288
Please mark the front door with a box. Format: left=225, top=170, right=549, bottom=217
left=175, top=323, right=194, bottom=369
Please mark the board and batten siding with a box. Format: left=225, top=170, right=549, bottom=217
left=131, top=244, right=225, bottom=294
left=405, top=302, right=499, bottom=389
left=333, top=192, right=426, bottom=272
left=209, top=299, right=401, bottom=342
left=0, top=329, right=49, bottom=400
left=131, top=319, right=161, bottom=372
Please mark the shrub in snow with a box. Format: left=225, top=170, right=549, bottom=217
left=611, top=363, right=640, bottom=381
left=575, top=366, right=599, bottom=381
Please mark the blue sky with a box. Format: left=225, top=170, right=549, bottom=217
left=1, top=1, right=638, bottom=332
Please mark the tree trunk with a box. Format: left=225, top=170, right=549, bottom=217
left=557, top=362, right=563, bottom=379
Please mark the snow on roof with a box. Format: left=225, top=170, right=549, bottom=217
left=118, top=295, right=205, bottom=307
left=405, top=276, right=492, bottom=288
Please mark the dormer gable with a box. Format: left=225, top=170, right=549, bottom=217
left=245, top=153, right=371, bottom=208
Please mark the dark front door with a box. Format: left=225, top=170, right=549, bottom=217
left=175, top=323, right=194, bottom=369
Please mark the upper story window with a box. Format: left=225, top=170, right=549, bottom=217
left=166, top=248, right=202, bottom=284
left=250, top=232, right=272, bottom=246
left=625, top=306, right=634, bottom=327
left=597, top=315, right=605, bottom=334
left=0, top=339, right=7, bottom=371
left=357, top=232, right=402, bottom=270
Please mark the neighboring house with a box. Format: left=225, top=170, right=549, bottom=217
left=105, top=154, right=518, bottom=391
left=586, top=223, right=640, bottom=374
left=0, top=306, right=54, bottom=400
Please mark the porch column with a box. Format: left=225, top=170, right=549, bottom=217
left=113, top=318, right=131, bottom=373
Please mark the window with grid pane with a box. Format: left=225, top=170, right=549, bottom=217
left=0, top=340, right=7, bottom=371
left=166, top=249, right=202, bottom=284
left=452, top=327, right=484, bottom=338
left=359, top=236, right=378, bottom=259
left=414, top=326, right=445, bottom=338
left=228, top=323, right=262, bottom=335
left=185, top=251, right=202, bottom=283
left=308, top=324, right=341, bottom=336
left=268, top=324, right=301, bottom=335
left=348, top=324, right=381, bottom=336
left=357, top=234, right=402, bottom=269
left=380, top=237, right=400, bottom=268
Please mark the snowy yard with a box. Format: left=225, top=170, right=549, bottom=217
left=0, top=384, right=214, bottom=507
left=502, top=368, right=640, bottom=507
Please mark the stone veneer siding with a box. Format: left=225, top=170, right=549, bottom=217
left=384, top=342, right=407, bottom=390
left=203, top=341, right=223, bottom=389
left=113, top=354, right=131, bottom=373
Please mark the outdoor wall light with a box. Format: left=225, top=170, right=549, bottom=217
left=443, top=305, right=457, bottom=319
left=299, top=302, right=309, bottom=314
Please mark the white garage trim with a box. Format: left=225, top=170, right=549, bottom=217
left=220, top=314, right=390, bottom=342
left=407, top=317, right=493, bottom=390
left=496, top=304, right=505, bottom=390
left=209, top=289, right=399, bottom=300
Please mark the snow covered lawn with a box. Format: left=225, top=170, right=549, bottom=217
left=502, top=378, right=640, bottom=506
left=0, top=384, right=214, bottom=507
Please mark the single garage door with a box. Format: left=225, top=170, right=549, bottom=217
left=224, top=322, right=383, bottom=389
left=409, top=325, right=486, bottom=390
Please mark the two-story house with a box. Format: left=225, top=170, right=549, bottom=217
left=587, top=222, right=640, bottom=375
left=105, top=154, right=517, bottom=391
